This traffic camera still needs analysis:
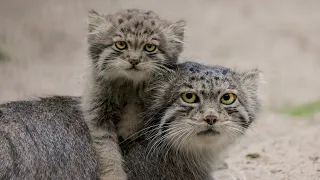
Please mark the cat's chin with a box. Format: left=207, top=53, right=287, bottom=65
left=186, top=132, right=231, bottom=149
left=194, top=134, right=221, bottom=145
left=124, top=69, right=149, bottom=82
left=197, top=129, right=220, bottom=136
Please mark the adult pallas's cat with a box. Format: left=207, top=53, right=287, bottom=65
left=0, top=62, right=261, bottom=180
left=121, top=62, right=261, bottom=179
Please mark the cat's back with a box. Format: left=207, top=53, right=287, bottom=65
left=0, top=96, right=98, bottom=180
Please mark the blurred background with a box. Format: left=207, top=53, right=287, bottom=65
left=0, top=0, right=319, bottom=179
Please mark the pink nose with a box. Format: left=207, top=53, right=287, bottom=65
left=203, top=116, right=218, bottom=125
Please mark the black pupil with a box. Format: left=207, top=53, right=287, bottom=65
left=186, top=93, right=193, bottom=99
left=120, top=42, right=125, bottom=46
left=147, top=44, right=151, bottom=48
left=223, top=94, right=230, bottom=101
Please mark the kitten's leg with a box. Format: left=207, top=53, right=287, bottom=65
left=87, top=122, right=127, bottom=180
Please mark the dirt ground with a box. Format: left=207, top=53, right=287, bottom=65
left=0, top=0, right=319, bottom=179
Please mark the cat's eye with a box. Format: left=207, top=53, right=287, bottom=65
left=144, top=44, right=157, bottom=52
left=221, top=93, right=237, bottom=105
left=115, top=41, right=127, bottom=50
left=181, top=92, right=198, bottom=103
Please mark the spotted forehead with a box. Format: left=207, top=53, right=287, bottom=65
left=114, top=9, right=160, bottom=20
left=177, top=63, right=236, bottom=91
left=113, top=11, right=164, bottom=36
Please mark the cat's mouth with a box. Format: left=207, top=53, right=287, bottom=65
left=197, top=129, right=220, bottom=136
left=126, top=65, right=140, bottom=71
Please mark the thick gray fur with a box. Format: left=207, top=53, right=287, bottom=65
left=0, top=62, right=261, bottom=180
left=0, top=96, right=97, bottom=180
left=83, top=9, right=185, bottom=180
left=121, top=61, right=261, bottom=180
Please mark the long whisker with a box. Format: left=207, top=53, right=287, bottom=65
left=146, top=126, right=187, bottom=158
left=119, top=124, right=161, bottom=144
left=163, top=127, right=189, bottom=160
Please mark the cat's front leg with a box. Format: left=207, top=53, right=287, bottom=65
left=89, top=123, right=127, bottom=180
left=94, top=133, right=127, bottom=179
left=85, top=108, right=127, bottom=180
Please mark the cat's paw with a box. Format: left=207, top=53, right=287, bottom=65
left=99, top=171, right=127, bottom=180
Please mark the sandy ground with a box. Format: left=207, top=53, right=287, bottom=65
left=0, top=0, right=319, bottom=179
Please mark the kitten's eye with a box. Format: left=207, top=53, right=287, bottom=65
left=181, top=92, right=198, bottom=103
left=144, top=44, right=157, bottom=52
left=221, top=93, right=237, bottom=105
left=115, top=41, right=127, bottom=50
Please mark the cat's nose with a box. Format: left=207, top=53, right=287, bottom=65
left=203, top=116, right=218, bottom=125
left=129, top=58, right=140, bottom=66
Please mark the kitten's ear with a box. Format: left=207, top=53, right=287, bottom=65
left=166, top=20, right=186, bottom=43
left=88, top=9, right=112, bottom=33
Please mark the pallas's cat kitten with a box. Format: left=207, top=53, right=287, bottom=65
left=82, top=9, right=185, bottom=180
left=121, top=62, right=261, bottom=180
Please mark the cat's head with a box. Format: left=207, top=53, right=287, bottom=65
left=87, top=9, right=185, bottom=82
left=146, top=61, right=261, bottom=155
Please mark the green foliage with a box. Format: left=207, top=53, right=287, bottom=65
left=283, top=101, right=320, bottom=117
left=0, top=47, right=10, bottom=61
left=246, top=153, right=261, bottom=159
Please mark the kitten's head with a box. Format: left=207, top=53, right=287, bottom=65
left=87, top=9, right=185, bottom=82
left=147, top=62, right=261, bottom=154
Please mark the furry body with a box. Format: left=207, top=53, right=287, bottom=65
left=0, top=62, right=261, bottom=180
left=0, top=96, right=97, bottom=180
left=83, top=9, right=184, bottom=179
left=121, top=62, right=261, bottom=180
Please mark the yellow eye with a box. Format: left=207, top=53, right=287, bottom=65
left=221, top=93, right=237, bottom=105
left=181, top=92, right=198, bottom=103
left=115, top=41, right=127, bottom=50
left=144, top=44, right=157, bottom=52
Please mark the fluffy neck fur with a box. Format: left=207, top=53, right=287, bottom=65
left=121, top=134, right=215, bottom=180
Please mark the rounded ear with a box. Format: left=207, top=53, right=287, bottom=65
left=233, top=68, right=262, bottom=91
left=166, top=20, right=186, bottom=43
left=88, top=9, right=111, bottom=33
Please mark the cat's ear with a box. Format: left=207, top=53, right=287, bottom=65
left=88, top=10, right=112, bottom=33
left=234, top=68, right=262, bottom=91
left=166, top=20, right=186, bottom=43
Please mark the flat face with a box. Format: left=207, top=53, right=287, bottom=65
left=149, top=62, right=260, bottom=152
left=88, top=9, right=183, bottom=82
